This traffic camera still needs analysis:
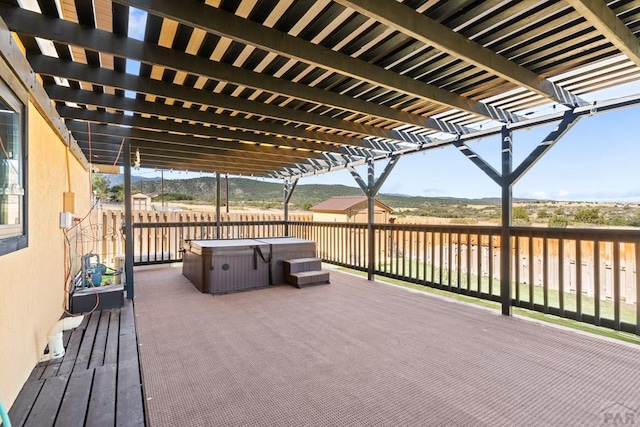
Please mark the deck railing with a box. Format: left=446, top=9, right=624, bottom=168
left=125, top=219, right=639, bottom=335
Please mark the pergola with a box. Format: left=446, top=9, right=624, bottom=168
left=1, top=0, right=640, bottom=314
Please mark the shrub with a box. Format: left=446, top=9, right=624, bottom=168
left=513, top=206, right=530, bottom=221
left=574, top=207, right=604, bottom=225
left=548, top=215, right=569, bottom=228
left=537, top=209, right=549, bottom=219
left=153, top=193, right=194, bottom=201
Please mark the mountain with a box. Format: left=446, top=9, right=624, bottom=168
left=106, top=175, right=158, bottom=186
left=112, top=176, right=503, bottom=211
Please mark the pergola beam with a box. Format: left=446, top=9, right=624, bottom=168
left=565, top=0, right=640, bottom=68
left=112, top=0, right=510, bottom=124
left=78, top=142, right=292, bottom=171
left=30, top=54, right=436, bottom=145
left=510, top=111, right=581, bottom=185
left=68, top=124, right=323, bottom=161
left=76, top=137, right=310, bottom=166
left=1, top=7, right=465, bottom=141
left=47, top=86, right=382, bottom=151
left=60, top=106, right=376, bottom=156
left=452, top=138, right=501, bottom=186
left=335, top=0, right=586, bottom=107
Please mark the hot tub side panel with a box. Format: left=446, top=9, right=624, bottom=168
left=182, top=249, right=208, bottom=293
left=208, top=245, right=271, bottom=294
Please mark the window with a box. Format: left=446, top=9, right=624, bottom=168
left=0, top=80, right=25, bottom=255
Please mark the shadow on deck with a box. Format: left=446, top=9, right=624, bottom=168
left=134, top=264, right=640, bottom=426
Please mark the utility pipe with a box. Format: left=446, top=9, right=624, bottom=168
left=43, top=316, right=84, bottom=361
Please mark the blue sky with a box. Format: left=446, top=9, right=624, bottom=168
left=125, top=8, right=640, bottom=202
left=301, top=98, right=640, bottom=202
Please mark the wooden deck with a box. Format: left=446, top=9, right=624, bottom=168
left=134, top=264, right=640, bottom=427
left=8, top=300, right=145, bottom=427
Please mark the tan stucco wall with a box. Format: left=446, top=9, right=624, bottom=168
left=352, top=209, right=389, bottom=223
left=313, top=209, right=389, bottom=223
left=312, top=212, right=349, bottom=222
left=0, top=101, right=91, bottom=408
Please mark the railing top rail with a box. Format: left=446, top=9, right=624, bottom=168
left=511, top=226, right=640, bottom=241
left=132, top=220, right=286, bottom=228
left=132, top=220, right=640, bottom=240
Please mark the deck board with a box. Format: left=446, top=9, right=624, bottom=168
left=86, top=365, right=116, bottom=427
left=24, top=375, right=68, bottom=427
left=54, top=370, right=93, bottom=427
left=8, top=301, right=145, bottom=426
left=104, top=309, right=120, bottom=366
left=7, top=380, right=44, bottom=426
left=73, top=311, right=100, bottom=372
left=88, top=310, right=110, bottom=369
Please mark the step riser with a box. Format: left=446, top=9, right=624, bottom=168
left=284, top=258, right=322, bottom=275
left=289, top=271, right=330, bottom=288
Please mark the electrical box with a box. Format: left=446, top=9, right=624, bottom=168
left=63, top=192, right=75, bottom=213
left=60, top=212, right=72, bottom=228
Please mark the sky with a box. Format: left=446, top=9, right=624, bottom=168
left=124, top=8, right=640, bottom=203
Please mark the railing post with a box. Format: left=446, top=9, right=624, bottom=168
left=283, top=178, right=298, bottom=237
left=123, top=141, right=134, bottom=299
left=216, top=172, right=221, bottom=239
left=501, top=127, right=513, bottom=315
left=367, top=159, right=375, bottom=280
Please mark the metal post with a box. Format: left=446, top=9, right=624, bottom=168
left=161, top=169, right=165, bottom=211
left=282, top=178, right=298, bottom=237
left=501, top=127, right=513, bottom=315
left=367, top=158, right=375, bottom=281
left=215, top=172, right=221, bottom=238
left=123, top=141, right=134, bottom=299
left=284, top=179, right=289, bottom=237
left=225, top=174, right=229, bottom=213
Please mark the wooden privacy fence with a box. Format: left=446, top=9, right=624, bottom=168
left=289, top=221, right=639, bottom=334
left=86, top=214, right=639, bottom=334
left=88, top=209, right=311, bottom=266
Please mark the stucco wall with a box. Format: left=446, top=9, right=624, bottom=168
left=0, top=101, right=91, bottom=408
left=312, top=212, right=349, bottom=222
left=313, top=209, right=389, bottom=223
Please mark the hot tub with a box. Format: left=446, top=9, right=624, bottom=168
left=182, top=237, right=316, bottom=294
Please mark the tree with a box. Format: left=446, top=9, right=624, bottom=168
left=92, top=174, right=110, bottom=198
left=109, top=183, right=124, bottom=202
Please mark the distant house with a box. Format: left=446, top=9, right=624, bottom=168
left=310, top=196, right=392, bottom=223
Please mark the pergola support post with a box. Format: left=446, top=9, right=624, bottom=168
left=367, top=159, right=375, bottom=281
left=348, top=156, right=400, bottom=281
left=500, top=128, right=513, bottom=316
left=215, top=172, right=221, bottom=238
left=123, top=141, right=134, bottom=299
left=454, top=114, right=581, bottom=316
left=283, top=178, right=298, bottom=237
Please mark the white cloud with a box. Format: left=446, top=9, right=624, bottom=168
left=531, top=191, right=548, bottom=199
left=128, top=8, right=147, bottom=41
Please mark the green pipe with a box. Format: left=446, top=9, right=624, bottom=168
left=0, top=398, right=11, bottom=427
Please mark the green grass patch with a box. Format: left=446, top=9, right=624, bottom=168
left=376, top=258, right=636, bottom=325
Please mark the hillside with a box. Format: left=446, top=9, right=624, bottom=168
left=129, top=176, right=498, bottom=209
left=105, top=175, right=640, bottom=227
